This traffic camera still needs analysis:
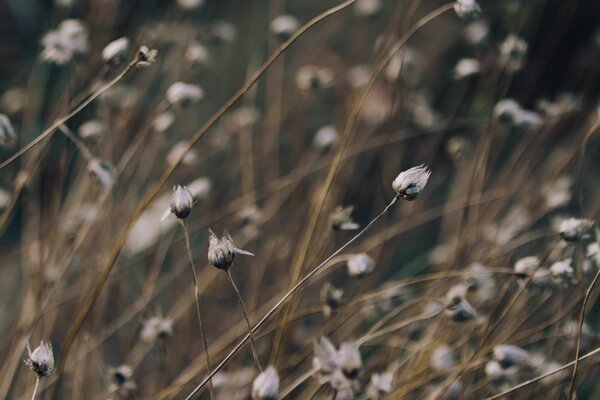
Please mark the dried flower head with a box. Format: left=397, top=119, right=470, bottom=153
left=40, top=19, right=89, bottom=64
left=493, top=99, right=523, bottom=125
left=102, top=37, right=129, bottom=65
left=153, top=111, right=175, bottom=133
left=166, top=82, right=204, bottom=107
left=454, top=58, right=481, bottom=79
left=24, top=341, right=54, bottom=377
left=296, top=65, right=334, bottom=91
left=493, top=344, right=529, bottom=368
left=550, top=259, right=574, bottom=285
left=270, top=15, right=299, bottom=40
left=330, top=205, right=360, bottom=231
left=136, top=46, right=158, bottom=68
left=185, top=41, right=210, bottom=66
left=392, top=165, right=431, bottom=200
left=251, top=366, right=280, bottom=400
left=313, top=125, right=339, bottom=149
left=78, top=119, right=103, bottom=140
left=207, top=228, right=254, bottom=270
left=87, top=158, right=117, bottom=190
left=454, top=0, right=482, bottom=18
left=366, top=371, right=393, bottom=399
left=313, top=336, right=339, bottom=374
left=559, top=217, right=594, bottom=242
left=320, top=282, right=344, bottom=317
left=164, top=185, right=194, bottom=220
left=0, top=114, right=17, bottom=147
left=346, top=253, right=375, bottom=278
left=499, top=35, right=528, bottom=72
left=140, top=316, right=173, bottom=342
left=337, top=342, right=362, bottom=379
left=431, top=344, right=457, bottom=372
left=514, top=256, right=540, bottom=277
left=109, top=365, right=137, bottom=395
left=445, top=296, right=477, bottom=322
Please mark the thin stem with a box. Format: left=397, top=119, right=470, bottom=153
left=225, top=269, right=263, bottom=372
left=568, top=268, right=600, bottom=399
left=180, top=220, right=215, bottom=400
left=58, top=124, right=94, bottom=162
left=31, top=377, right=40, bottom=400
left=183, top=195, right=399, bottom=400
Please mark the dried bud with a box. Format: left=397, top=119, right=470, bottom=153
left=313, top=125, right=339, bottom=149
left=78, top=120, right=103, bottom=140
left=87, top=158, right=117, bottom=190
left=493, top=344, right=529, bottom=368
left=109, top=365, right=137, bottom=394
left=0, top=114, right=17, bottom=147
left=270, top=15, right=299, bottom=40
left=445, top=296, right=477, bottom=322
left=140, top=316, right=173, bottom=342
left=499, top=35, right=528, bottom=72
left=252, top=366, right=280, bottom=400
left=102, top=37, right=129, bottom=65
left=337, top=342, right=362, bottom=380
left=493, top=99, right=523, bottom=125
left=453, top=58, right=480, bottom=79
left=24, top=341, right=54, bottom=377
left=454, top=0, right=482, bottom=18
left=330, top=206, right=360, bottom=231
left=514, top=256, right=540, bottom=277
left=136, top=46, right=158, bottom=68
left=559, top=218, right=594, bottom=242
left=346, top=253, right=375, bottom=278
left=169, top=185, right=194, bottom=219
left=207, top=228, right=254, bottom=270
left=166, top=82, right=204, bottom=107
left=296, top=65, right=334, bottom=91
left=431, top=344, right=457, bottom=372
left=313, top=336, right=339, bottom=374
left=392, top=165, right=431, bottom=200
left=550, top=259, right=574, bottom=285
left=366, top=371, right=393, bottom=399
left=320, top=282, right=344, bottom=317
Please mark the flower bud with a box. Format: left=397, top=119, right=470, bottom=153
left=514, top=256, right=540, bottom=277
left=102, top=37, right=129, bottom=65
left=445, top=296, right=477, bottom=322
left=346, top=253, right=375, bottom=278
left=493, top=344, right=529, bottom=368
left=166, top=82, right=204, bottom=107
left=25, top=341, right=55, bottom=377
left=559, top=217, right=594, bottom=242
left=136, top=46, right=158, bottom=68
left=392, top=165, right=431, bottom=200
left=454, top=0, right=481, bottom=18
left=170, top=185, right=194, bottom=219
left=337, top=342, right=362, bottom=380
left=207, top=228, right=254, bottom=270
left=252, top=366, right=280, bottom=400
left=270, top=15, right=299, bottom=40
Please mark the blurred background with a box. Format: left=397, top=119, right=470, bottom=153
left=0, top=0, right=600, bottom=398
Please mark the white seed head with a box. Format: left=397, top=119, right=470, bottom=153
left=140, top=316, right=173, bottom=342
left=136, top=46, right=158, bottom=68
left=167, top=141, right=199, bottom=166
left=514, top=256, right=540, bottom=276
left=330, top=205, right=360, bottom=231
left=445, top=296, right=477, bottom=322
left=366, top=371, right=393, bottom=398
left=313, top=125, right=339, bottom=149
left=337, top=342, right=362, bottom=380
left=454, top=0, right=482, bottom=18
left=320, top=282, right=344, bottom=317
left=109, top=365, right=137, bottom=394
left=453, top=58, right=481, bottom=79
left=185, top=41, right=210, bottom=65
left=464, top=20, right=489, bottom=44
left=102, top=37, right=129, bottom=65
left=559, top=217, right=594, bottom=242
left=166, top=82, right=204, bottom=107
left=346, top=253, right=375, bottom=278
left=493, top=344, right=529, bottom=368
left=499, top=35, right=528, bottom=72
left=25, top=341, right=55, bottom=377
left=542, top=176, right=572, bottom=210
left=209, top=21, right=237, bottom=44
left=270, top=15, right=299, bottom=40
left=78, top=119, right=103, bottom=140
left=251, top=366, right=280, bottom=400
left=493, top=99, right=523, bottom=125
left=153, top=111, right=175, bottom=132
left=207, top=228, right=254, bottom=270
left=296, top=65, right=334, bottom=91
left=169, top=185, right=194, bottom=219
left=392, top=164, right=431, bottom=200
left=431, top=344, right=457, bottom=372
left=87, top=158, right=117, bottom=191
left=313, top=336, right=339, bottom=374
left=0, top=114, right=17, bottom=147
left=40, top=19, right=89, bottom=64
left=485, top=360, right=518, bottom=379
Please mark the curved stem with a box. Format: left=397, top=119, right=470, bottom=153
left=31, top=377, right=40, bottom=400
left=181, top=220, right=215, bottom=400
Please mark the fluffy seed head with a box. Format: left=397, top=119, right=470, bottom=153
left=25, top=341, right=55, bottom=377
left=559, top=217, right=594, bottom=242
left=270, top=15, right=299, bottom=40
left=102, top=37, right=129, bottom=65
left=207, top=228, right=254, bottom=270
left=330, top=205, right=360, bottom=231
left=392, top=165, right=431, bottom=200
left=252, top=366, right=280, bottom=400
left=514, top=256, right=540, bottom=276
left=136, top=46, right=158, bottom=68
left=337, top=342, right=362, bottom=380
left=166, top=82, right=204, bottom=107
left=170, top=185, right=194, bottom=219
left=454, top=0, right=482, bottom=18
left=140, top=316, right=173, bottom=342
left=346, top=253, right=375, bottom=278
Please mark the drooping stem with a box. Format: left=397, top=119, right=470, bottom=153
left=31, top=377, right=40, bottom=400
left=181, top=220, right=215, bottom=400
left=226, top=269, right=263, bottom=372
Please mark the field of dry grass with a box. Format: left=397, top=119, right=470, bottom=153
left=0, top=0, right=600, bottom=398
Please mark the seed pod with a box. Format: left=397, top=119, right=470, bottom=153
left=170, top=185, right=194, bottom=219
left=102, top=37, right=129, bottom=65
left=392, top=165, right=431, bottom=200
left=24, top=341, right=55, bottom=377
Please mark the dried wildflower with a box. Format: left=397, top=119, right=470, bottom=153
left=102, top=37, right=129, bottom=65
left=167, top=141, right=199, bottom=166
left=542, top=176, right=572, bottom=210
left=251, top=366, right=279, bottom=400
left=485, top=359, right=519, bottom=380
left=223, top=106, right=260, bottom=132
left=493, top=99, right=523, bottom=125
left=559, top=217, right=594, bottom=242
left=140, top=316, right=173, bottom=342
left=109, top=365, right=137, bottom=395
left=321, top=282, right=344, bottom=317
left=517, top=110, right=544, bottom=131
left=136, top=46, right=158, bottom=68
left=153, top=111, right=175, bottom=132
left=313, top=125, right=339, bottom=149
left=296, top=65, right=334, bottom=91
left=177, top=0, right=204, bottom=10
left=0, top=114, right=17, bottom=147
left=453, top=58, right=480, bottom=79
left=40, top=19, right=89, bottom=64
left=337, top=342, right=362, bottom=379
left=78, top=120, right=103, bottom=140
left=431, top=344, right=457, bottom=372
left=207, top=228, right=254, bottom=270
left=464, top=20, right=489, bottom=45
left=514, top=256, right=540, bottom=277
left=166, top=185, right=194, bottom=220
left=346, top=253, right=375, bottom=278
left=270, top=15, right=299, bottom=40
left=550, top=259, right=574, bottom=285
left=537, top=93, right=581, bottom=118
left=166, top=82, right=204, bottom=107
left=313, top=336, right=339, bottom=374
left=366, top=371, right=393, bottom=399
left=499, top=35, right=528, bottom=72
left=493, top=344, right=529, bottom=368
left=531, top=268, right=552, bottom=289
left=185, top=41, right=210, bottom=66
left=354, top=0, right=382, bottom=17
left=465, top=263, right=496, bottom=304
left=392, top=165, right=431, bottom=200
left=24, top=341, right=54, bottom=377
left=330, top=206, right=360, bottom=231
left=454, top=0, right=481, bottom=18
left=445, top=296, right=477, bottom=322
left=209, top=21, right=237, bottom=44
left=87, top=158, right=116, bottom=190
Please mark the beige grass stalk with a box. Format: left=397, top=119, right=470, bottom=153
left=180, top=220, right=214, bottom=400
left=30, top=377, right=40, bottom=400
left=47, top=2, right=358, bottom=397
